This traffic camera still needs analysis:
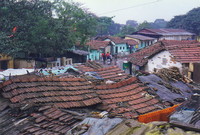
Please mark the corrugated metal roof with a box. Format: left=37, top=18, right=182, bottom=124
left=137, top=28, right=195, bottom=36
left=126, top=34, right=156, bottom=41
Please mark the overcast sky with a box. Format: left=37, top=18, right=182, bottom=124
left=72, top=0, right=200, bottom=24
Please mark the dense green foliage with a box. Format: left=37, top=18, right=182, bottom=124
left=96, top=16, right=113, bottom=35
left=0, top=0, right=171, bottom=58
left=115, top=25, right=136, bottom=37
left=0, top=0, right=98, bottom=58
left=136, top=21, right=151, bottom=31
left=167, top=7, right=200, bottom=35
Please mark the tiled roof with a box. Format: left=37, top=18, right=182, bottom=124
left=74, top=64, right=95, bottom=72
left=161, top=40, right=198, bottom=46
left=169, top=45, right=200, bottom=63
left=86, top=40, right=111, bottom=50
left=0, top=99, right=84, bottom=135
left=124, top=39, right=138, bottom=45
left=95, top=77, right=163, bottom=118
left=106, top=36, right=127, bottom=44
left=162, top=40, right=200, bottom=63
left=75, top=65, right=130, bottom=82
left=137, top=28, right=195, bottom=36
left=95, top=66, right=130, bottom=81
left=129, top=40, right=200, bottom=66
left=0, top=76, right=101, bottom=109
left=107, top=36, right=138, bottom=45
left=129, top=43, right=165, bottom=66
left=84, top=61, right=103, bottom=69
left=126, top=35, right=156, bottom=41
left=20, top=106, right=82, bottom=135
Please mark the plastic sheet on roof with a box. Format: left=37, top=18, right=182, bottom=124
left=84, top=72, right=104, bottom=80
left=67, top=117, right=123, bottom=135
left=39, top=66, right=78, bottom=76
left=0, top=68, right=34, bottom=80
left=138, top=74, right=193, bottom=104
left=170, top=93, right=200, bottom=130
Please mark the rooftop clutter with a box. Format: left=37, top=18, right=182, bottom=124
left=0, top=61, right=200, bottom=134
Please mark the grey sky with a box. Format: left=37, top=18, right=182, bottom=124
left=72, top=0, right=200, bottom=24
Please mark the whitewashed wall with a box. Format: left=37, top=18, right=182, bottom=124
left=159, top=35, right=192, bottom=40
left=145, top=50, right=182, bottom=72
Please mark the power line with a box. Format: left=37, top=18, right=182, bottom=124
left=99, top=0, right=162, bottom=15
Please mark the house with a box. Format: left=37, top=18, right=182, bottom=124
left=1, top=62, right=200, bottom=134
left=103, top=36, right=138, bottom=55
left=134, top=28, right=196, bottom=41
left=0, top=54, right=48, bottom=69
left=128, top=40, right=200, bottom=83
left=96, top=36, right=138, bottom=56
left=64, top=49, right=89, bottom=63
left=85, top=40, right=112, bottom=61
left=0, top=54, right=14, bottom=69
left=125, top=34, right=156, bottom=51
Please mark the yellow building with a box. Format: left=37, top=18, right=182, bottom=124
left=0, top=54, right=14, bottom=69
left=197, top=36, right=200, bottom=42
left=125, top=35, right=156, bottom=50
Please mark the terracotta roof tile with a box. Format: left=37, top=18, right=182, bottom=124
left=96, top=66, right=130, bottom=81
left=20, top=106, right=82, bottom=135
left=124, top=39, right=138, bottom=45
left=128, top=42, right=165, bottom=66
left=86, top=40, right=111, bottom=50
left=74, top=64, right=94, bottom=72
left=102, top=36, right=138, bottom=45
left=168, top=46, right=200, bottom=63
left=95, top=77, right=163, bottom=118
left=1, top=76, right=101, bottom=109
left=75, top=64, right=130, bottom=82
left=129, top=40, right=200, bottom=66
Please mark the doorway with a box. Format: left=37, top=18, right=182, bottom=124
left=0, top=61, right=8, bottom=70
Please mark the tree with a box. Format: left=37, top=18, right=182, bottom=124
left=108, top=22, right=122, bottom=35
left=0, top=0, right=98, bottom=58
left=126, top=20, right=138, bottom=28
left=167, top=7, right=200, bottom=35
left=0, top=0, right=56, bottom=57
left=136, top=21, right=151, bottom=31
left=96, top=16, right=113, bottom=36
left=116, top=25, right=136, bottom=37
left=53, top=0, right=98, bottom=45
left=151, top=19, right=167, bottom=28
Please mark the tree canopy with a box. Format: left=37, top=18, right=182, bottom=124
left=0, top=0, right=98, bottom=58
left=167, top=7, right=200, bottom=35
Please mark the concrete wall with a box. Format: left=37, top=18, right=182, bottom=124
left=159, top=35, right=193, bottom=41
left=0, top=54, right=14, bottom=69
left=145, top=50, right=182, bottom=72
left=14, top=59, right=35, bottom=69
left=125, top=37, right=153, bottom=51
left=114, top=43, right=129, bottom=55
left=89, top=50, right=101, bottom=61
